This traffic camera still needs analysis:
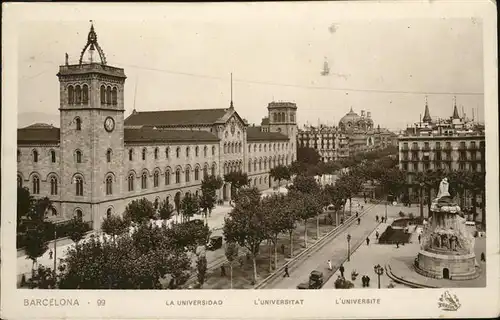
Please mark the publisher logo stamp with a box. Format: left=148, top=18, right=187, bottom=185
left=438, top=291, right=461, bottom=311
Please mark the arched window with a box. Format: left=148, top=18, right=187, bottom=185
left=75, top=117, right=81, bottom=131
left=33, top=150, right=38, bottom=163
left=259, top=159, right=262, bottom=170
left=106, top=86, right=112, bottom=105
left=75, top=150, right=82, bottom=163
left=203, top=165, right=208, bottom=177
left=211, top=164, right=216, bottom=176
left=68, top=85, right=74, bottom=104
left=254, top=145, right=257, bottom=152
left=142, top=148, right=146, bottom=161
left=264, top=160, right=267, bottom=170
left=32, top=176, right=40, bottom=194
left=106, top=149, right=112, bottom=163
left=50, top=176, right=58, bottom=195
left=153, top=171, right=159, bottom=187
left=175, top=168, right=181, bottom=184
left=51, top=150, right=56, bottom=163
left=128, top=174, right=134, bottom=191
left=106, top=208, right=112, bottom=218
left=17, top=150, right=21, bottom=162
left=254, top=178, right=257, bottom=186
left=154, top=148, right=159, bottom=160
left=100, top=85, right=106, bottom=104
left=259, top=144, right=262, bottom=152
left=264, top=176, right=267, bottom=183
left=82, top=85, right=89, bottom=104
left=176, top=147, right=180, bottom=158
left=186, top=147, right=190, bottom=158
left=17, top=175, right=22, bottom=188
left=76, top=209, right=83, bottom=221
left=212, top=146, right=215, bottom=156
left=129, top=149, right=133, bottom=161
left=248, top=145, right=251, bottom=153
left=290, top=114, right=295, bottom=123
left=75, top=85, right=82, bottom=104
left=166, top=147, right=170, bottom=159
left=112, top=87, right=117, bottom=105
left=224, top=143, right=227, bottom=154
left=165, top=170, right=171, bottom=185
left=195, top=167, right=199, bottom=181
left=141, top=172, right=147, bottom=189
left=106, top=176, right=113, bottom=195
left=75, top=176, right=83, bottom=196
left=264, top=145, right=267, bottom=152
left=204, top=146, right=207, bottom=157
left=195, top=146, right=199, bottom=157
left=231, top=143, right=235, bottom=153
left=273, top=113, right=278, bottom=122
left=248, top=161, right=252, bottom=172
left=259, top=177, right=262, bottom=184
left=254, top=160, right=257, bottom=171
left=185, top=167, right=191, bottom=183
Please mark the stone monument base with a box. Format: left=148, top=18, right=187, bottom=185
left=415, top=250, right=479, bottom=280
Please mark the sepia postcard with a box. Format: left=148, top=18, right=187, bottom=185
left=1, top=1, right=498, bottom=319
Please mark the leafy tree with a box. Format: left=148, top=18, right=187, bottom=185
left=288, top=174, right=321, bottom=195
left=24, top=222, right=48, bottom=277
left=281, top=196, right=298, bottom=258
left=224, top=242, right=239, bottom=289
left=297, top=146, right=320, bottom=166
left=336, top=173, right=362, bottom=215
left=262, top=194, right=287, bottom=271
left=200, top=175, right=224, bottom=223
left=288, top=161, right=307, bottom=176
left=174, top=192, right=182, bottom=218
left=101, top=214, right=129, bottom=239
left=269, top=165, right=291, bottom=188
left=180, top=193, right=200, bottom=222
left=223, top=187, right=267, bottom=284
left=196, top=254, right=208, bottom=288
left=124, top=198, right=155, bottom=224
left=68, top=217, right=88, bottom=245
left=167, top=221, right=211, bottom=254
left=223, top=171, right=250, bottom=199
left=158, top=198, right=175, bottom=222
left=379, top=167, right=406, bottom=201
left=289, top=190, right=322, bottom=248
left=324, top=184, right=347, bottom=225
left=17, top=186, right=33, bottom=228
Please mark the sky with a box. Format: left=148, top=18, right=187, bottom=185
left=17, top=8, right=484, bottom=131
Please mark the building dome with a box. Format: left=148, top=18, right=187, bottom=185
left=339, top=108, right=362, bottom=131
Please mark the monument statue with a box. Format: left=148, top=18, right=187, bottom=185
left=436, top=177, right=450, bottom=199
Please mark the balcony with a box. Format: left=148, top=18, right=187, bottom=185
left=443, top=145, right=452, bottom=151
left=401, top=145, right=409, bottom=151
left=458, top=144, right=467, bottom=151
left=422, top=145, right=431, bottom=152
left=401, top=158, right=410, bottom=162
left=458, top=157, right=467, bottom=162
left=468, top=144, right=478, bottom=150
left=410, top=146, right=420, bottom=151
left=434, top=145, right=442, bottom=151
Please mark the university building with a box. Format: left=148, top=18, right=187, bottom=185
left=297, top=108, right=398, bottom=162
left=16, top=24, right=297, bottom=229
left=398, top=98, right=485, bottom=202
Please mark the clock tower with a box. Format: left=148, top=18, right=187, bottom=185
left=57, top=22, right=126, bottom=227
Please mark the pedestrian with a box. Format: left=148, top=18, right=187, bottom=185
left=362, top=275, right=367, bottom=287
left=341, top=218, right=344, bottom=224
left=375, top=231, right=379, bottom=240
left=339, top=264, right=345, bottom=278
left=49, top=250, right=53, bottom=259
left=221, top=265, right=226, bottom=277
left=357, top=217, right=361, bottom=225
left=376, top=215, right=379, bottom=222
left=366, top=276, right=371, bottom=287
left=283, top=265, right=290, bottom=277
left=361, top=205, right=364, bottom=210
left=356, top=212, right=359, bottom=218
left=418, top=234, right=421, bottom=244
left=481, top=252, right=485, bottom=262
left=396, top=241, right=399, bottom=248
left=328, top=259, right=332, bottom=271
left=366, top=237, right=370, bottom=245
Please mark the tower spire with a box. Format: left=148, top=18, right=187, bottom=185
left=422, top=95, right=432, bottom=123
left=79, top=20, right=107, bottom=65
left=452, top=96, right=460, bottom=119
left=229, top=73, right=234, bottom=109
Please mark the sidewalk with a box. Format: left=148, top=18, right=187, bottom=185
left=264, top=201, right=381, bottom=289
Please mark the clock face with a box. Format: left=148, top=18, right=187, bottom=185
left=104, top=117, right=115, bottom=132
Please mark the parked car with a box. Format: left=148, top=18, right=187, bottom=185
left=206, top=236, right=223, bottom=251
left=296, top=270, right=324, bottom=289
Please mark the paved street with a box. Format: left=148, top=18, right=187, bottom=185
left=263, top=200, right=382, bottom=289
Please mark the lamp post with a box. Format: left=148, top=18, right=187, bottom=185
left=419, top=182, right=424, bottom=219
left=347, top=234, right=352, bottom=261
left=374, top=264, right=384, bottom=289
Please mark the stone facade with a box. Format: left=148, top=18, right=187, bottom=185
left=17, top=24, right=297, bottom=230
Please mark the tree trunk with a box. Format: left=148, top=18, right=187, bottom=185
left=419, top=188, right=424, bottom=219
left=268, top=240, right=272, bottom=272
left=349, top=197, right=352, bottom=215
left=252, top=256, right=257, bottom=285
left=289, top=231, right=293, bottom=258
left=472, top=191, right=477, bottom=222
left=481, top=191, right=486, bottom=228
left=230, top=264, right=233, bottom=289
left=426, top=187, right=432, bottom=213
left=304, top=219, right=308, bottom=248
left=274, top=240, right=278, bottom=271
left=316, top=215, right=320, bottom=239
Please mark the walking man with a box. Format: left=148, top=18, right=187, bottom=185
left=418, top=234, right=421, bottom=244
left=376, top=215, right=379, bottom=222
left=481, top=252, right=486, bottom=262
left=357, top=217, right=361, bottom=225
left=328, top=259, right=333, bottom=271
left=366, top=237, right=370, bottom=245
left=49, top=250, right=53, bottom=259
left=396, top=241, right=399, bottom=248
left=283, top=265, right=290, bottom=277
left=375, top=231, right=380, bottom=241
left=339, top=264, right=345, bottom=278
left=362, top=275, right=367, bottom=287
left=366, top=276, right=371, bottom=287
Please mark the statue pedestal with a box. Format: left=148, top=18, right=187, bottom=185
left=415, top=250, right=479, bottom=280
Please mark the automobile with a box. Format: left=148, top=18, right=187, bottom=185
left=296, top=270, right=324, bottom=289
left=206, top=235, right=223, bottom=251
left=185, top=219, right=205, bottom=227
